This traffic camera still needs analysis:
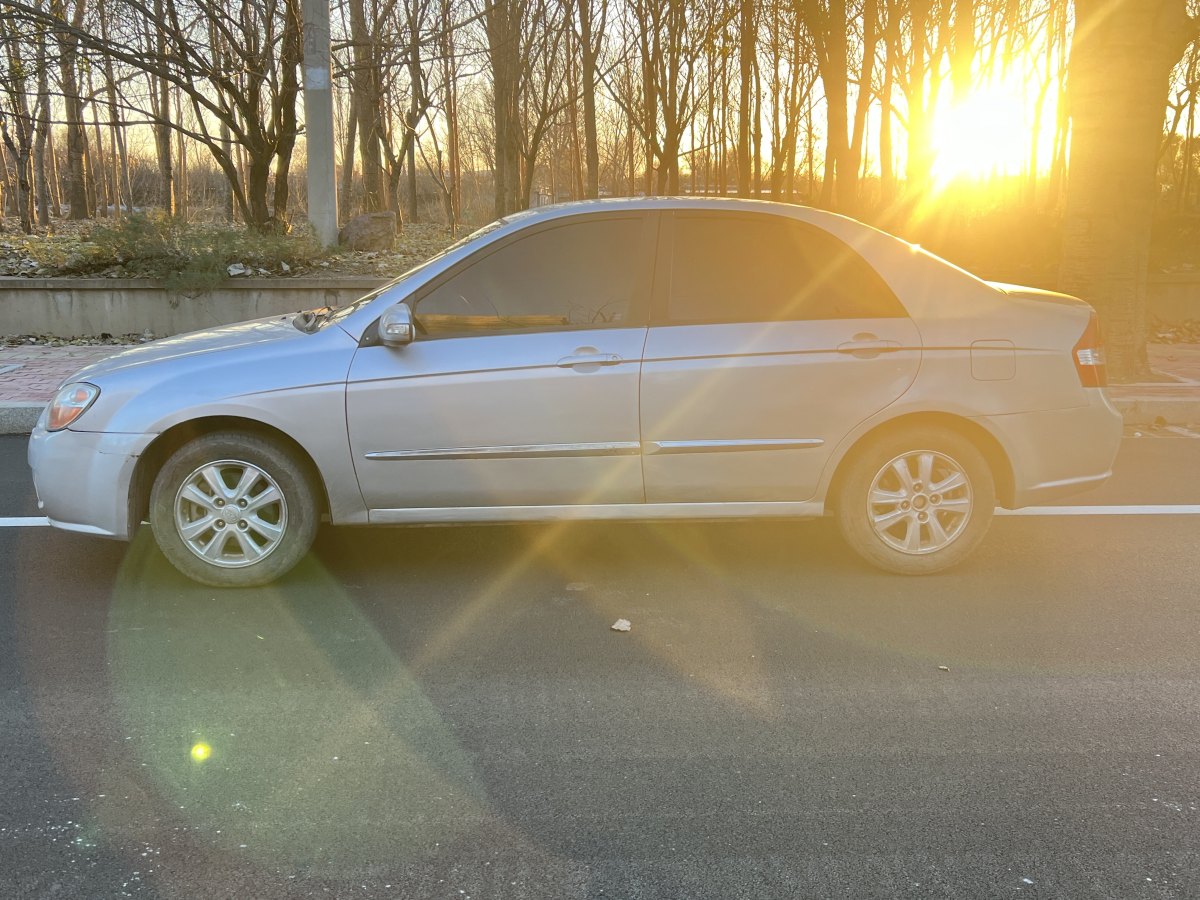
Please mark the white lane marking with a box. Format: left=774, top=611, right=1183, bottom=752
left=999, top=505, right=1200, bottom=516
left=0, top=508, right=1199, bottom=529
left=0, top=516, right=50, bottom=527
left=1165, top=425, right=1200, bottom=439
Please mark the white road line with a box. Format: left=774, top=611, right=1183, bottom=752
left=1165, top=425, right=1200, bottom=439
left=0, top=516, right=50, bottom=527
left=0, top=508, right=1199, bottom=529
left=999, top=505, right=1200, bottom=516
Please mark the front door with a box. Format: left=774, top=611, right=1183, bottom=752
left=347, top=212, right=656, bottom=515
left=640, top=210, right=922, bottom=503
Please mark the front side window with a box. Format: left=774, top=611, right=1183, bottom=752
left=667, top=214, right=906, bottom=324
left=415, top=215, right=645, bottom=335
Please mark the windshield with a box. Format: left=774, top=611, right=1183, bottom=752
left=293, top=218, right=512, bottom=334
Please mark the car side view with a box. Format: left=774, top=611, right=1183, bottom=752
left=27, top=198, right=1123, bottom=586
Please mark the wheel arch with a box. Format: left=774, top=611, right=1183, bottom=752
left=824, top=411, right=1016, bottom=511
left=130, top=416, right=332, bottom=529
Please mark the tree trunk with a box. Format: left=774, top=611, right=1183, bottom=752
left=879, top=1, right=897, bottom=207
left=441, top=0, right=462, bottom=228
left=46, top=126, right=62, bottom=217
left=577, top=0, right=601, bottom=198
left=33, top=118, right=51, bottom=226
left=405, top=0, right=423, bottom=224
left=270, top=0, right=302, bottom=228
left=950, top=0, right=974, bottom=104
left=0, top=92, right=34, bottom=232
left=905, top=0, right=932, bottom=197
left=486, top=0, right=525, bottom=215
left=848, top=0, right=879, bottom=207
left=148, top=0, right=175, bottom=216
left=1059, top=0, right=1197, bottom=382
left=55, top=14, right=92, bottom=220
left=349, top=0, right=387, bottom=212
left=97, top=1, right=132, bottom=217
left=340, top=94, right=358, bottom=223
left=221, top=121, right=235, bottom=222
left=736, top=0, right=753, bottom=196
left=246, top=153, right=273, bottom=227
left=174, top=89, right=188, bottom=220
left=85, top=67, right=104, bottom=217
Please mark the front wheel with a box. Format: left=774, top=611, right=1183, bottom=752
left=149, top=432, right=319, bottom=587
left=835, top=428, right=995, bottom=575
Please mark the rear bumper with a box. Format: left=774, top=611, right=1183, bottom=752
left=27, top=425, right=155, bottom=540
left=973, top=389, right=1123, bottom=508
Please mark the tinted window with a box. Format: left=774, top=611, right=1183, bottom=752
left=667, top=214, right=905, bottom=323
left=416, top=216, right=644, bottom=335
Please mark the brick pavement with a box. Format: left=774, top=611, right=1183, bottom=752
left=0, top=344, right=134, bottom=403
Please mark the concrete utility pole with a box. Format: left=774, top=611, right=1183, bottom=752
left=302, top=0, right=339, bottom=247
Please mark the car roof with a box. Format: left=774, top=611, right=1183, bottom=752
left=505, top=196, right=846, bottom=225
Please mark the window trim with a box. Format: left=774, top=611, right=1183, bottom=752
left=651, top=209, right=908, bottom=327
left=381, top=211, right=660, bottom=343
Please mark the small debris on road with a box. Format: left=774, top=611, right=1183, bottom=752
left=938, top=665, right=950, bottom=672
left=566, top=582, right=590, bottom=591
left=227, top=262, right=249, bottom=277
left=611, top=618, right=631, bottom=632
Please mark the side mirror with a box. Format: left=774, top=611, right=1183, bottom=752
left=379, top=303, right=415, bottom=347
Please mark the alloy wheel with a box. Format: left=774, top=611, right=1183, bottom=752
left=866, top=450, right=973, bottom=555
left=174, top=459, right=288, bottom=568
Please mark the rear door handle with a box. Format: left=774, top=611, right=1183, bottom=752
left=837, top=339, right=901, bottom=358
left=556, top=352, right=623, bottom=368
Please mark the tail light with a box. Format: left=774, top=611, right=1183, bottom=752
left=1072, top=310, right=1107, bottom=387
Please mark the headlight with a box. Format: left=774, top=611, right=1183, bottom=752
left=47, top=383, right=100, bottom=431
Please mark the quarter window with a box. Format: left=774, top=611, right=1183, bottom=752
left=416, top=216, right=645, bottom=335
left=667, top=214, right=906, bottom=323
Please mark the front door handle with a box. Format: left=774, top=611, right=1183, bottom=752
left=556, top=352, right=623, bottom=368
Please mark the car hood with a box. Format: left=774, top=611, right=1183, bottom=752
left=68, top=315, right=305, bottom=383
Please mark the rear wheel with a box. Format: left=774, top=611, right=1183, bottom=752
left=149, top=431, right=319, bottom=587
left=835, top=428, right=995, bottom=575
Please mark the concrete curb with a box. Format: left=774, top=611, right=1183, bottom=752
left=1, top=398, right=1196, bottom=437
left=0, top=402, right=43, bottom=434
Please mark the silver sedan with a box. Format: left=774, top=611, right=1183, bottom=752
left=28, top=198, right=1122, bottom=586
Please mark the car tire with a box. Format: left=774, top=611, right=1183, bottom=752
left=834, top=427, right=995, bottom=575
left=149, top=431, right=319, bottom=587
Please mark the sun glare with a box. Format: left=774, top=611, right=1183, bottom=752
left=929, top=79, right=1039, bottom=184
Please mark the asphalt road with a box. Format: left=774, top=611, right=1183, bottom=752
left=3, top=434, right=1200, bottom=899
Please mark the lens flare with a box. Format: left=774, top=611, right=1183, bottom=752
left=190, top=741, right=212, bottom=763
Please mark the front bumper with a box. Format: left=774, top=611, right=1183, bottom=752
left=974, top=388, right=1124, bottom=508
left=27, top=424, right=156, bottom=540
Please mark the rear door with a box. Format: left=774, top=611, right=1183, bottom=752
left=640, top=210, right=922, bottom=503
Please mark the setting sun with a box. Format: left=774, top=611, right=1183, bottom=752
left=928, top=79, right=1045, bottom=184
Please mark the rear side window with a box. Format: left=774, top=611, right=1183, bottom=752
left=416, top=215, right=644, bottom=335
left=666, top=214, right=906, bottom=324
